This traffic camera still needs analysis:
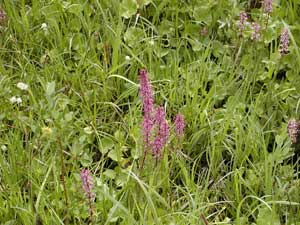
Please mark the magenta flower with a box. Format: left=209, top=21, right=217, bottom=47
left=279, top=27, right=289, bottom=55
left=151, top=106, right=169, bottom=158
left=0, top=9, right=6, bottom=24
left=287, top=119, right=300, bottom=144
left=238, top=11, right=248, bottom=32
left=139, top=69, right=154, bottom=117
left=142, top=115, right=153, bottom=148
left=80, top=169, right=94, bottom=201
left=139, top=69, right=155, bottom=148
left=263, top=0, right=273, bottom=14
left=152, top=136, right=164, bottom=158
left=174, top=113, right=185, bottom=137
left=251, top=22, right=261, bottom=41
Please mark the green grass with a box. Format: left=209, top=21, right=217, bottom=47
left=1, top=0, right=300, bottom=224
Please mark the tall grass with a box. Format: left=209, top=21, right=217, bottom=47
left=0, top=0, right=300, bottom=224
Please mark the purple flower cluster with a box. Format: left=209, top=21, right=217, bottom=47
left=238, top=11, right=248, bottom=32
left=139, top=69, right=155, bottom=148
left=263, top=0, right=273, bottom=14
left=139, top=69, right=185, bottom=159
left=80, top=169, right=94, bottom=201
left=288, top=119, right=300, bottom=144
left=152, top=107, right=169, bottom=158
left=279, top=27, right=289, bottom=55
left=139, top=69, right=154, bottom=117
left=251, top=22, right=261, bottom=41
left=174, top=113, right=185, bottom=138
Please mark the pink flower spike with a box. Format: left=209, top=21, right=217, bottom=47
left=80, top=169, right=94, bottom=201
left=251, top=22, right=261, bottom=41
left=142, top=115, right=154, bottom=148
left=152, top=136, right=164, bottom=158
left=154, top=106, right=165, bottom=124
left=264, top=0, right=273, bottom=14
left=139, top=69, right=154, bottom=117
left=174, top=113, right=185, bottom=138
left=238, top=11, right=248, bottom=32
left=287, top=119, right=299, bottom=144
left=279, top=27, right=289, bottom=56
left=151, top=106, right=170, bottom=158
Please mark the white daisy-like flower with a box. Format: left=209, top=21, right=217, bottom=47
left=16, top=97, right=22, bottom=103
left=10, top=96, right=22, bottom=104
left=1, top=145, right=7, bottom=151
left=16, top=82, right=28, bottom=90
left=10, top=96, right=17, bottom=103
left=125, top=55, right=131, bottom=61
left=41, top=23, right=48, bottom=31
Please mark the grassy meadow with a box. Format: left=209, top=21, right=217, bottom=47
left=1, top=0, right=300, bottom=224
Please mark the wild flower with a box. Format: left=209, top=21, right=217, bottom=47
left=16, top=82, right=29, bottom=90
left=174, top=113, right=185, bottom=138
left=10, top=96, right=22, bottom=104
left=125, top=55, right=131, bottom=61
left=139, top=69, right=154, bottom=117
left=80, top=169, right=94, bottom=201
left=263, top=0, right=273, bottom=14
left=279, top=27, right=289, bottom=55
left=152, top=106, right=169, bottom=158
left=80, top=169, right=93, bottom=200
left=238, top=11, right=248, bottom=32
left=142, top=116, right=154, bottom=148
left=80, top=169, right=94, bottom=221
left=41, top=23, right=48, bottom=31
left=139, top=69, right=155, bottom=149
left=42, top=127, right=53, bottom=137
left=287, top=119, right=299, bottom=144
left=1, top=145, right=7, bottom=151
left=0, top=9, right=6, bottom=24
left=251, top=22, right=261, bottom=41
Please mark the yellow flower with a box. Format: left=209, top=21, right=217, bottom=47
left=42, top=127, right=53, bottom=137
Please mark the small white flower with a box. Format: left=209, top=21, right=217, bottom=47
left=84, top=126, right=93, bottom=134
left=16, top=97, right=22, bottom=104
left=1, top=145, right=7, bottom=151
left=10, top=96, right=22, bottom=104
left=149, top=40, right=154, bottom=46
left=125, top=55, right=131, bottom=61
left=10, top=96, right=17, bottom=103
left=41, top=23, right=48, bottom=31
left=16, top=82, right=28, bottom=90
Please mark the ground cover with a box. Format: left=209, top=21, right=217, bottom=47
left=0, top=0, right=300, bottom=224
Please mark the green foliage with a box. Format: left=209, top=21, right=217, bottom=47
left=0, top=0, right=300, bottom=224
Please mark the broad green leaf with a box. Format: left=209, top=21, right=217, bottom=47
left=120, top=0, right=137, bottom=19
left=100, top=137, right=114, bottom=154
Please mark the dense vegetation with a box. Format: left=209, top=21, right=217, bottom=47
left=1, top=0, right=300, bottom=224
